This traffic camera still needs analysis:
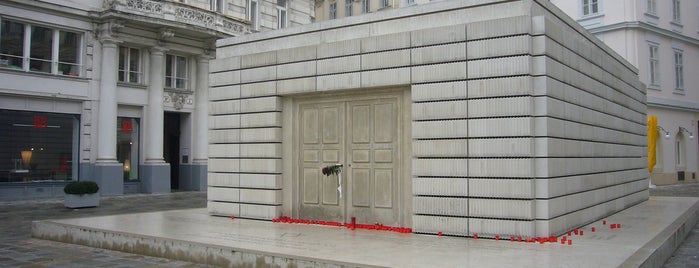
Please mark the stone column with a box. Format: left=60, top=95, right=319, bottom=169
left=191, top=55, right=210, bottom=190
left=94, top=21, right=124, bottom=195
left=145, top=47, right=167, bottom=164
left=141, top=46, right=170, bottom=193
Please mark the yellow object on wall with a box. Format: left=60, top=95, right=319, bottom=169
left=648, top=116, right=658, bottom=173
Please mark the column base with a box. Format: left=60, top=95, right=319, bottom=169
left=180, top=163, right=207, bottom=191
left=92, top=162, right=124, bottom=196
left=141, top=163, right=170, bottom=194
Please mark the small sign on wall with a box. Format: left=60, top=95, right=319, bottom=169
left=182, top=148, right=189, bottom=163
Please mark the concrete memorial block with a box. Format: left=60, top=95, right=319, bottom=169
left=209, top=0, right=647, bottom=237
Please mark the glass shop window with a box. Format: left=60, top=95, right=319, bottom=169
left=117, top=117, right=139, bottom=181
left=0, top=110, right=79, bottom=182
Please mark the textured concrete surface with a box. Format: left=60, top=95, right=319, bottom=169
left=0, top=191, right=210, bottom=267
left=32, top=195, right=699, bottom=267
left=3, top=186, right=698, bottom=267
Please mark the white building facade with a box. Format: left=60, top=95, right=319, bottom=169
left=551, top=0, right=699, bottom=185
left=0, top=0, right=314, bottom=200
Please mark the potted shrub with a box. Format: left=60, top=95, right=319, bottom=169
left=63, top=181, right=100, bottom=208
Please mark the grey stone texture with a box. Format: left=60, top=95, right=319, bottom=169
left=209, top=0, right=647, bottom=238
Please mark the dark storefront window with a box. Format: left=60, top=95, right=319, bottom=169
left=0, top=110, right=78, bottom=182
left=117, top=117, right=139, bottom=181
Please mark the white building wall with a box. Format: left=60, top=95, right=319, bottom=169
left=551, top=0, right=699, bottom=185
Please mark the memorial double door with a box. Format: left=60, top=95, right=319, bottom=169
left=298, top=96, right=401, bottom=226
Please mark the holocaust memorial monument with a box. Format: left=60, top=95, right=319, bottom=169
left=207, top=0, right=648, bottom=238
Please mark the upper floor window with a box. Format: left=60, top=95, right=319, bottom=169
left=380, top=0, right=391, bottom=8
left=673, top=50, right=684, bottom=90
left=0, top=19, right=82, bottom=76
left=165, top=54, right=188, bottom=90
left=646, top=0, right=657, bottom=15
left=330, top=2, right=337, bottom=19
left=362, top=0, right=370, bottom=14
left=672, top=0, right=681, bottom=22
left=407, top=0, right=415, bottom=5
left=247, top=0, right=259, bottom=30
left=277, top=0, right=288, bottom=29
left=582, top=0, right=599, bottom=16
left=648, top=44, right=659, bottom=86
left=346, top=0, right=353, bottom=17
left=211, top=0, right=225, bottom=13
left=118, top=46, right=141, bottom=84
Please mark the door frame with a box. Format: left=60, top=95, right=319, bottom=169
left=282, top=87, right=412, bottom=227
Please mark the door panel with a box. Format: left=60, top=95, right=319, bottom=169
left=298, top=96, right=400, bottom=226
left=299, top=102, right=344, bottom=222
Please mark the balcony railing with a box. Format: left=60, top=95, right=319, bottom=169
left=105, top=0, right=249, bottom=36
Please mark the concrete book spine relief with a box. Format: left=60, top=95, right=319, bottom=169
left=207, top=0, right=647, bottom=238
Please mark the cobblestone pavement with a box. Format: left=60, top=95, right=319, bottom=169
left=649, top=183, right=699, bottom=268
left=0, top=186, right=697, bottom=267
left=0, top=191, right=212, bottom=267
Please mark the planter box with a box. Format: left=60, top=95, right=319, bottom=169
left=64, top=193, right=100, bottom=208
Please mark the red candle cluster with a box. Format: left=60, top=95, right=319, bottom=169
left=271, top=216, right=413, bottom=233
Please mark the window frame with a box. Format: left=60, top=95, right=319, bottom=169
left=673, top=50, right=684, bottom=90
left=165, top=54, right=189, bottom=90
left=380, top=0, right=391, bottom=9
left=211, top=0, right=225, bottom=13
left=0, top=19, right=83, bottom=76
left=277, top=0, right=288, bottom=29
left=672, top=0, right=681, bottom=23
left=648, top=44, right=659, bottom=86
left=581, top=0, right=600, bottom=17
left=329, top=2, right=337, bottom=19
left=118, top=46, right=142, bottom=84
left=646, top=0, right=657, bottom=15
left=345, top=0, right=353, bottom=17
left=247, top=0, right=259, bottom=30
left=362, top=0, right=370, bottom=14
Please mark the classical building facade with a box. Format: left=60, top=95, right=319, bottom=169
left=0, top=0, right=314, bottom=200
left=209, top=0, right=648, bottom=237
left=551, top=0, right=699, bottom=185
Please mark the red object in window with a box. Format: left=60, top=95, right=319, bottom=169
left=33, top=115, right=48, bottom=128
left=121, top=120, right=133, bottom=132
left=51, top=156, right=68, bottom=172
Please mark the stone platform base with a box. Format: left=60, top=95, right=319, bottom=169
left=32, top=196, right=699, bottom=267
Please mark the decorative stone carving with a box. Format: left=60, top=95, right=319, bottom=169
left=165, top=92, right=191, bottom=110
left=222, top=19, right=247, bottom=34
left=126, top=0, right=163, bottom=13
left=98, top=20, right=124, bottom=42
left=175, top=7, right=215, bottom=27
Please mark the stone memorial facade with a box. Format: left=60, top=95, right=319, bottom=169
left=208, top=0, right=648, bottom=237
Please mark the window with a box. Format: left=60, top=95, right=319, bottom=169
left=672, top=0, right=681, bottom=22
left=277, top=0, right=288, bottom=29
left=649, top=45, right=659, bottom=86
left=380, top=0, right=391, bottom=8
left=582, top=0, right=599, bottom=16
left=0, top=110, right=79, bottom=182
left=674, top=50, right=684, bottom=90
left=247, top=0, right=259, bottom=30
left=346, top=0, right=353, bottom=17
left=211, top=0, right=224, bottom=13
left=407, top=0, right=415, bottom=5
left=0, top=19, right=82, bottom=76
left=165, top=54, right=188, bottom=89
left=117, top=118, right=139, bottom=181
left=646, top=0, right=657, bottom=15
left=330, top=2, right=337, bottom=19
left=362, top=0, right=370, bottom=13
left=118, top=47, right=141, bottom=83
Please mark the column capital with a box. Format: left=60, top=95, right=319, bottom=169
left=149, top=46, right=169, bottom=55
left=98, top=20, right=124, bottom=44
left=197, top=54, right=213, bottom=63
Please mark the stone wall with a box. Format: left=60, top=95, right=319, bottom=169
left=208, top=0, right=648, bottom=237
